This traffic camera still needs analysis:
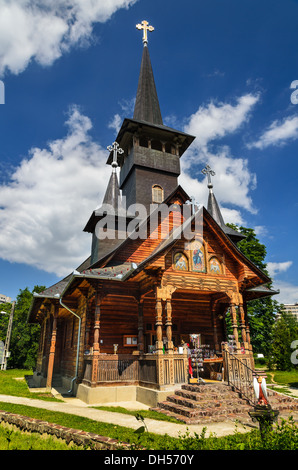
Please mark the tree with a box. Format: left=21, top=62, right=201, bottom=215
left=270, top=312, right=298, bottom=371
left=7, top=285, right=45, bottom=370
left=0, top=302, right=11, bottom=343
left=235, top=226, right=268, bottom=273
left=226, top=224, right=282, bottom=355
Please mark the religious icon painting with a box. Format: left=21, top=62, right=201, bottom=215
left=173, top=252, right=188, bottom=271
left=209, top=257, right=221, bottom=274
left=189, top=240, right=206, bottom=272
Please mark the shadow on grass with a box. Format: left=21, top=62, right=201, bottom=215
left=289, top=382, right=298, bottom=389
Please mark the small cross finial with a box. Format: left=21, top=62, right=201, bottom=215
left=202, top=164, right=216, bottom=189
left=136, top=20, right=154, bottom=45
left=107, top=141, right=124, bottom=171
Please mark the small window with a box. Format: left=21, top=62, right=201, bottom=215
left=152, top=185, right=164, bottom=203
left=123, top=335, right=138, bottom=347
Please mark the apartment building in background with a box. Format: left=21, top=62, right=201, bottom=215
left=0, top=294, right=11, bottom=304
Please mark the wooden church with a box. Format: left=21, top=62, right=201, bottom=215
left=28, top=21, right=277, bottom=406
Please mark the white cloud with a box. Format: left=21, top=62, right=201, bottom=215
left=184, top=94, right=259, bottom=152
left=248, top=115, right=298, bottom=149
left=273, top=280, right=298, bottom=305
left=254, top=225, right=268, bottom=238
left=221, top=207, right=246, bottom=225
left=264, top=262, right=297, bottom=304
left=180, top=93, right=260, bottom=219
left=108, top=113, right=122, bottom=133
left=108, top=98, right=135, bottom=133
left=0, top=105, right=111, bottom=276
left=0, top=0, right=137, bottom=75
left=0, top=94, right=260, bottom=276
left=267, top=261, right=293, bottom=278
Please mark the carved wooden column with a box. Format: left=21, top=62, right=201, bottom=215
left=211, top=301, right=220, bottom=351
left=91, top=287, right=103, bottom=385
left=243, top=303, right=252, bottom=350
left=155, top=296, right=164, bottom=354
left=229, top=302, right=241, bottom=351
left=137, top=298, right=145, bottom=354
left=165, top=298, right=173, bottom=353
left=46, top=304, right=59, bottom=390
left=238, top=295, right=248, bottom=350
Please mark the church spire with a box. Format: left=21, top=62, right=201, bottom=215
left=202, top=164, right=246, bottom=244
left=133, top=21, right=163, bottom=125
left=103, top=141, right=124, bottom=211
left=202, top=164, right=226, bottom=228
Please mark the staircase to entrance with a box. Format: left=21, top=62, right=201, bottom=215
left=151, top=382, right=298, bottom=424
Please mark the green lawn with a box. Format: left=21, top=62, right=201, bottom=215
left=92, top=405, right=182, bottom=424
left=268, top=370, right=298, bottom=388
left=0, top=401, right=297, bottom=450
left=0, top=369, right=297, bottom=449
left=0, top=369, right=61, bottom=401
left=0, top=401, right=183, bottom=450
left=0, top=423, right=84, bottom=450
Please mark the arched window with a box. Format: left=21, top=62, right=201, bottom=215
left=152, top=185, right=164, bottom=204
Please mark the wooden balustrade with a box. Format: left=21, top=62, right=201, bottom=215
left=82, top=353, right=188, bottom=388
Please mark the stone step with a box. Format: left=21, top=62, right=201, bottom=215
left=149, top=407, right=223, bottom=425
left=176, top=388, right=241, bottom=403
left=150, top=381, right=298, bottom=425
left=153, top=400, right=252, bottom=425
left=173, top=390, right=250, bottom=410
left=254, top=369, right=268, bottom=378
left=158, top=395, right=251, bottom=417
left=182, top=383, right=239, bottom=396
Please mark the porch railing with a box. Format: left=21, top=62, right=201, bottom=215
left=223, top=349, right=256, bottom=405
left=82, top=353, right=188, bottom=387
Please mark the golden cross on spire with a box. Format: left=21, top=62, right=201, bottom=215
left=136, top=20, right=154, bottom=45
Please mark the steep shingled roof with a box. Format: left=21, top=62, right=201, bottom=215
left=133, top=44, right=163, bottom=125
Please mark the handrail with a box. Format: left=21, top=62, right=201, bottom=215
left=224, top=349, right=257, bottom=406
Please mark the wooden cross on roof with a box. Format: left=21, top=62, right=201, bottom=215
left=136, top=20, right=154, bottom=45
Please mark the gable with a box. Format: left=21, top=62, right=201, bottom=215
left=91, top=185, right=269, bottom=290
left=130, top=207, right=269, bottom=289
left=92, top=186, right=190, bottom=268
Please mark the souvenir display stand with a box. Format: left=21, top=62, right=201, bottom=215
left=189, top=334, right=223, bottom=382
left=227, top=334, right=237, bottom=353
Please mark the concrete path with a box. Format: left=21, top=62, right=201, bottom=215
left=0, top=393, right=253, bottom=438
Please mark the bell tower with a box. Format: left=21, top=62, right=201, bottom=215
left=107, top=21, right=195, bottom=212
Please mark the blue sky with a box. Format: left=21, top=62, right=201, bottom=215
left=0, top=0, right=298, bottom=304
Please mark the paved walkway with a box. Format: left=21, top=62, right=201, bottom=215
left=0, top=393, right=254, bottom=438
left=1, top=382, right=298, bottom=439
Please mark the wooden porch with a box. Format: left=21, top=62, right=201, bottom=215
left=82, top=352, right=189, bottom=390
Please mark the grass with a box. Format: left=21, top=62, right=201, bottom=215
left=255, top=366, right=298, bottom=397
left=0, top=424, right=84, bottom=450
left=0, top=369, right=297, bottom=449
left=92, top=405, right=182, bottom=424
left=0, top=369, right=61, bottom=401
left=0, top=369, right=181, bottom=423
left=268, top=370, right=298, bottom=388
left=0, top=401, right=182, bottom=450
left=0, top=401, right=297, bottom=450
